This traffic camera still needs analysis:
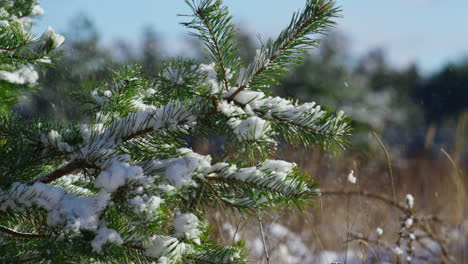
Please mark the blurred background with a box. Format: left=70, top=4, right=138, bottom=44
left=17, top=0, right=468, bottom=263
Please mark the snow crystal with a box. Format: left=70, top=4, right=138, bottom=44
left=0, top=65, right=38, bottom=85
left=91, top=225, right=123, bottom=253
left=406, top=194, right=414, bottom=209
left=347, top=170, right=357, bottom=184
left=173, top=213, right=200, bottom=240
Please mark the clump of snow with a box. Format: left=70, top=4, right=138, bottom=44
left=347, top=170, right=357, bottom=184
left=145, top=235, right=183, bottom=259
left=217, top=100, right=245, bottom=117
left=0, top=65, right=38, bottom=85
left=40, top=129, right=73, bottom=152
left=393, top=246, right=404, bottom=255
left=199, top=63, right=220, bottom=93
left=147, top=150, right=212, bottom=189
left=31, top=4, right=44, bottom=16
left=233, top=116, right=270, bottom=140
left=406, top=194, right=414, bottom=209
left=40, top=26, right=65, bottom=49
left=231, top=90, right=265, bottom=105
left=376, top=227, right=384, bottom=236
left=128, top=195, right=161, bottom=219
left=405, top=217, right=414, bottom=228
left=261, top=159, right=295, bottom=183
left=91, top=225, right=123, bottom=253
left=173, top=213, right=200, bottom=240
left=95, top=155, right=144, bottom=192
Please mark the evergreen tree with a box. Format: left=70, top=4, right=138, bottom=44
left=0, top=0, right=64, bottom=109
left=0, top=1, right=349, bottom=263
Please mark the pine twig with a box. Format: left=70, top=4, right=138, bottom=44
left=0, top=225, right=46, bottom=239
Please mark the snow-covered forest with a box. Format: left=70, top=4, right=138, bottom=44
left=1, top=0, right=467, bottom=263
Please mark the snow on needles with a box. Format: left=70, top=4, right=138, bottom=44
left=173, top=213, right=201, bottom=240
left=0, top=65, right=38, bottom=85
left=0, top=182, right=111, bottom=236
left=221, top=89, right=348, bottom=139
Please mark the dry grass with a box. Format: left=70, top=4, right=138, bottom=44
left=206, top=144, right=468, bottom=263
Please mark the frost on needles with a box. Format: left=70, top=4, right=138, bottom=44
left=0, top=0, right=349, bottom=263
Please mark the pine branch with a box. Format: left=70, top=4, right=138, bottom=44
left=183, top=0, right=239, bottom=92
left=229, top=0, right=340, bottom=99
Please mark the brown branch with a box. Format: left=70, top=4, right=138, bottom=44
left=123, top=243, right=145, bottom=251
left=320, top=190, right=409, bottom=214
left=0, top=225, right=46, bottom=239
left=29, top=160, right=83, bottom=184
left=184, top=255, right=220, bottom=264
left=0, top=40, right=29, bottom=51
left=122, top=127, right=154, bottom=142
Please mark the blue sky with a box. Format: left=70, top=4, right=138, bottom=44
left=34, top=0, right=468, bottom=73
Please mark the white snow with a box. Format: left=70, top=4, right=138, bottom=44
left=199, top=63, right=220, bottom=93
left=173, top=213, right=200, bottom=240
left=347, top=170, right=357, bottom=184
left=91, top=225, right=123, bottom=253
left=145, top=235, right=181, bottom=258
left=376, top=227, right=384, bottom=236
left=0, top=65, right=38, bottom=85
left=405, top=217, right=414, bottom=228
left=393, top=246, right=404, bottom=255
left=0, top=183, right=110, bottom=232
left=146, top=150, right=212, bottom=189
left=40, top=26, right=65, bottom=49
left=31, top=5, right=45, bottom=16
left=40, top=129, right=73, bottom=152
left=94, top=155, right=144, bottom=192
left=236, top=116, right=270, bottom=140
left=128, top=195, right=161, bottom=218
left=406, top=194, right=414, bottom=209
